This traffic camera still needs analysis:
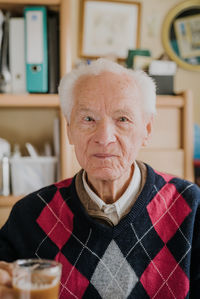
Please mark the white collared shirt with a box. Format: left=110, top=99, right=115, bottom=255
left=82, top=161, right=141, bottom=225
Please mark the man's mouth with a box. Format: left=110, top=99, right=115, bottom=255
left=94, top=154, right=116, bottom=159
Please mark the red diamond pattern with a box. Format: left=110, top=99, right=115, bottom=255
left=37, top=189, right=74, bottom=249
left=140, top=246, right=189, bottom=298
left=55, top=178, right=73, bottom=189
left=154, top=170, right=174, bottom=183
left=147, top=183, right=191, bottom=243
left=55, top=252, right=89, bottom=299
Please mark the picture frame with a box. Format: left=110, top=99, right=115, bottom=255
left=162, top=0, right=200, bottom=71
left=174, top=14, right=200, bottom=59
left=80, top=0, right=141, bottom=60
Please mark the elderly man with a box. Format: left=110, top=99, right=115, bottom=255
left=0, top=59, right=199, bottom=299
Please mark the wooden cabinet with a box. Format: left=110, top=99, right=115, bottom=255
left=0, top=0, right=71, bottom=226
left=138, top=90, right=194, bottom=182
left=0, top=196, right=20, bottom=228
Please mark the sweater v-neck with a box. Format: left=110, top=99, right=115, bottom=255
left=67, top=163, right=156, bottom=238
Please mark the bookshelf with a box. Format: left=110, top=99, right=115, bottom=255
left=0, top=1, right=194, bottom=228
left=0, top=0, right=71, bottom=219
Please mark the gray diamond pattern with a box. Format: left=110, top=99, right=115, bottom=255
left=91, top=240, right=138, bottom=298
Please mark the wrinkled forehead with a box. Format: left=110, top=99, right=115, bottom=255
left=73, top=71, right=140, bottom=101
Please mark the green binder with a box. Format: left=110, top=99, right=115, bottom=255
left=24, top=6, right=48, bottom=93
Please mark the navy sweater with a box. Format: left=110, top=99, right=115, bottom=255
left=0, top=164, right=200, bottom=298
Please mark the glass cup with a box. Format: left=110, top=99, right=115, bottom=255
left=12, top=259, right=62, bottom=299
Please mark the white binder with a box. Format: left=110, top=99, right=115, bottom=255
left=9, top=18, right=26, bottom=93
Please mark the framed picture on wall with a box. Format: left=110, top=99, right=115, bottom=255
left=174, top=14, right=200, bottom=59
left=80, top=0, right=141, bottom=60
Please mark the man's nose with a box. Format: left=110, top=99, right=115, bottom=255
left=94, top=120, right=116, bottom=145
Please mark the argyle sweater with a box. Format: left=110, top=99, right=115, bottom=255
left=0, top=164, right=200, bottom=298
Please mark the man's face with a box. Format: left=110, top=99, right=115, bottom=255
left=67, top=72, right=152, bottom=182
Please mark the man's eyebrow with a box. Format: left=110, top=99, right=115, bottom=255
left=114, top=109, right=134, bottom=117
left=76, top=108, right=135, bottom=117
left=76, top=107, right=95, bottom=113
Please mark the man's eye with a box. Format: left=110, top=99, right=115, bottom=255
left=84, top=116, right=94, bottom=122
left=119, top=116, right=128, bottom=122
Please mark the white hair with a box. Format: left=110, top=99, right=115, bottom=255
left=58, top=58, right=156, bottom=123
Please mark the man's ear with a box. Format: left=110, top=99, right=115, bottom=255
left=142, top=115, right=154, bottom=147
left=67, top=123, right=73, bottom=145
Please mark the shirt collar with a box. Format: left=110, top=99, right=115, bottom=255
left=82, top=161, right=141, bottom=218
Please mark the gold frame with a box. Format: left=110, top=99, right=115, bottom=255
left=162, top=0, right=200, bottom=71
left=79, top=0, right=141, bottom=60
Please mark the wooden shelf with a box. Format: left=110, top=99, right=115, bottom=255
left=0, top=94, right=183, bottom=109
left=0, top=94, right=60, bottom=108
left=0, top=195, right=22, bottom=207
left=0, top=0, right=60, bottom=4
left=157, top=94, right=184, bottom=108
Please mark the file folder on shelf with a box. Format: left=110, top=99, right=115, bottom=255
left=9, top=18, right=26, bottom=93
left=48, top=12, right=59, bottom=94
left=24, top=6, right=48, bottom=93
left=0, top=12, right=11, bottom=93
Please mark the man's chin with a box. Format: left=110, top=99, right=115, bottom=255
left=87, top=168, right=121, bottom=182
